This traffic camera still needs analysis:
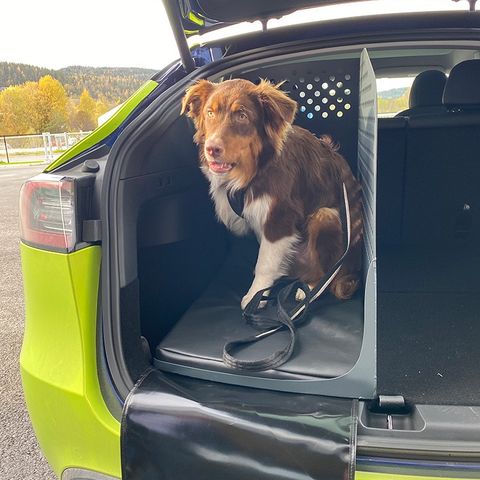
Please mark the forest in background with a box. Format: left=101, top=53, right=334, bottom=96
left=0, top=62, right=157, bottom=135
left=0, top=61, right=411, bottom=135
left=377, top=88, right=410, bottom=114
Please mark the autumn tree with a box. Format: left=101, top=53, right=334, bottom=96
left=71, top=89, right=97, bottom=131
left=36, top=75, right=69, bottom=132
left=0, top=73, right=118, bottom=135
left=0, top=84, right=33, bottom=134
left=96, top=96, right=113, bottom=118
left=0, top=81, right=47, bottom=134
left=0, top=75, right=69, bottom=134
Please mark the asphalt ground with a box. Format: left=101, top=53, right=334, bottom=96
left=0, top=164, right=55, bottom=479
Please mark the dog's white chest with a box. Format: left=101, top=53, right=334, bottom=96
left=243, top=195, right=272, bottom=238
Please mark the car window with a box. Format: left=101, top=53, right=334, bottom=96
left=376, top=76, right=415, bottom=117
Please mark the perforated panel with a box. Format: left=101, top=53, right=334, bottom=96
left=293, top=73, right=354, bottom=121
left=241, top=58, right=360, bottom=172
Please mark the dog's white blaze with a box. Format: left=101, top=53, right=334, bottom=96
left=243, top=195, right=272, bottom=240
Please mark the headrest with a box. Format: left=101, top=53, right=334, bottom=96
left=443, top=60, right=480, bottom=107
left=409, top=70, right=447, bottom=108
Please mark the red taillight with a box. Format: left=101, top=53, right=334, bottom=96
left=20, top=174, right=76, bottom=252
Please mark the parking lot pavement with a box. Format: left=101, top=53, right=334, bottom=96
left=0, top=164, right=56, bottom=479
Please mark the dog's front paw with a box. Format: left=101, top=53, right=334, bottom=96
left=241, top=291, right=256, bottom=310
left=241, top=288, right=269, bottom=310
left=240, top=292, right=255, bottom=310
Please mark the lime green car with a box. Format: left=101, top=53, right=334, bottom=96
left=20, top=1, right=480, bottom=479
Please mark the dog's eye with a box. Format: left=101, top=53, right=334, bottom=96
left=207, top=110, right=215, bottom=118
left=238, top=112, right=248, bottom=121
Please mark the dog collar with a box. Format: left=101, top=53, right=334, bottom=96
left=227, top=189, right=245, bottom=218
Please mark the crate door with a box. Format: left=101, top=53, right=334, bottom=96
left=358, top=48, right=377, bottom=276
left=334, top=47, right=378, bottom=398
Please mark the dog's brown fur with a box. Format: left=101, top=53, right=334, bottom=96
left=182, top=78, right=363, bottom=300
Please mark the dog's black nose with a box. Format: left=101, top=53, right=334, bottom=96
left=205, top=140, right=224, bottom=158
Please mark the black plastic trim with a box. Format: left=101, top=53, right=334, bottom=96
left=357, top=402, right=480, bottom=461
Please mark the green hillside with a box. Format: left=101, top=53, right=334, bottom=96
left=0, top=62, right=157, bottom=102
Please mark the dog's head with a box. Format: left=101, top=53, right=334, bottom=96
left=181, top=78, right=297, bottom=187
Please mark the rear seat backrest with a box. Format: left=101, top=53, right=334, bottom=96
left=396, top=70, right=447, bottom=117
left=377, top=117, right=407, bottom=246
left=443, top=59, right=480, bottom=111
left=403, top=60, right=480, bottom=246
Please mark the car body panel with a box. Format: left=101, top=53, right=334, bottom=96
left=20, top=244, right=121, bottom=478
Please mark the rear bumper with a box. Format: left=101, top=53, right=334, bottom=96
left=20, top=244, right=120, bottom=478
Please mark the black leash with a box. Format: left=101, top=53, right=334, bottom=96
left=223, top=183, right=352, bottom=371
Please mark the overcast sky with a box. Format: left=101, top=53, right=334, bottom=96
left=0, top=0, right=469, bottom=71
left=1, top=0, right=179, bottom=70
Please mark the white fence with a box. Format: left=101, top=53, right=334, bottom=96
left=0, top=131, right=92, bottom=164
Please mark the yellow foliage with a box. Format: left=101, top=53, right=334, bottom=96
left=96, top=97, right=111, bottom=118
left=0, top=82, right=41, bottom=135
left=71, top=89, right=97, bottom=131
left=0, top=75, right=69, bottom=134
left=378, top=89, right=410, bottom=115
left=37, top=75, right=69, bottom=132
left=79, top=89, right=97, bottom=116
left=0, top=77, right=117, bottom=135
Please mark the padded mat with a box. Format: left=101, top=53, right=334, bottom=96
left=156, top=236, right=364, bottom=379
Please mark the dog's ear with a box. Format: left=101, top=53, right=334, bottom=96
left=253, top=80, right=297, bottom=154
left=181, top=80, right=215, bottom=128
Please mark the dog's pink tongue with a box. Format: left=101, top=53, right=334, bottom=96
left=209, top=161, right=232, bottom=173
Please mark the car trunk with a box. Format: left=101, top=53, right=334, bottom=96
left=98, top=7, right=480, bottom=474
left=111, top=46, right=480, bottom=407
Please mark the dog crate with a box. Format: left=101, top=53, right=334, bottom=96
left=145, top=49, right=377, bottom=398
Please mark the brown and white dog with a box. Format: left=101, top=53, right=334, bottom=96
left=182, top=79, right=362, bottom=309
